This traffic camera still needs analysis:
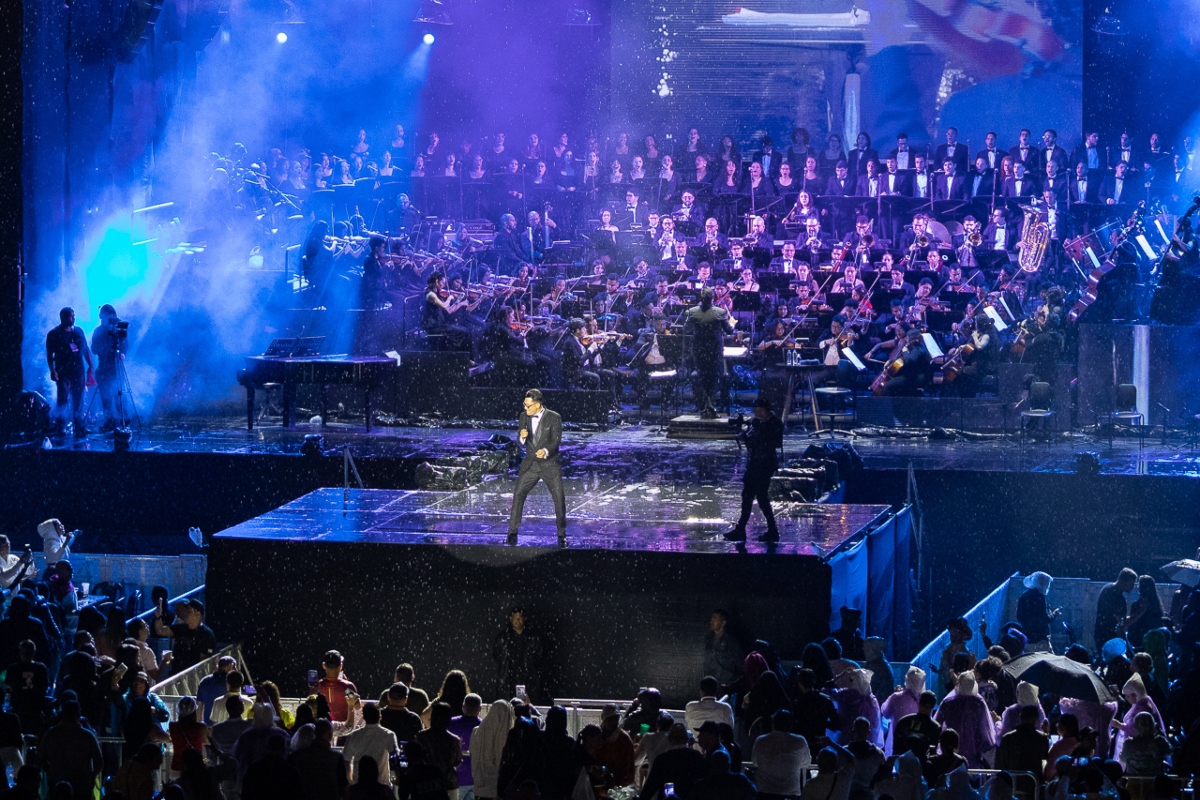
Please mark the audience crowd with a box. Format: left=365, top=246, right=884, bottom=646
left=3, top=556, right=1200, bottom=800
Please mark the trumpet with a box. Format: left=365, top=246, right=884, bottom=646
left=804, top=236, right=823, bottom=250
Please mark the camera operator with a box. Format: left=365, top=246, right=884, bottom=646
left=90, top=304, right=127, bottom=432
left=723, top=398, right=784, bottom=543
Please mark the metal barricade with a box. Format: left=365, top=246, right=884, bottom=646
left=968, top=769, right=1040, bottom=800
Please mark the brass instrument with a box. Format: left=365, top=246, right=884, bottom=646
left=804, top=236, right=822, bottom=250
left=915, top=233, right=929, bottom=249
left=968, top=232, right=982, bottom=247
left=1016, top=206, right=1051, bottom=273
left=858, top=234, right=875, bottom=250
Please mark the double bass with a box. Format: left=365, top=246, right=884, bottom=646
left=1067, top=201, right=1146, bottom=323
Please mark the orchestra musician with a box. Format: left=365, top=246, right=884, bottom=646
left=1009, top=128, right=1041, bottom=173
left=881, top=156, right=911, bottom=196
left=883, top=266, right=914, bottom=304
left=847, top=132, right=879, bottom=183
left=733, top=267, right=760, bottom=293
left=817, top=318, right=859, bottom=388
left=541, top=277, right=571, bottom=315
left=898, top=213, right=942, bottom=255
left=360, top=235, right=388, bottom=310
left=946, top=314, right=1000, bottom=397
left=423, top=272, right=474, bottom=355
left=662, top=239, right=695, bottom=273
left=673, top=190, right=704, bottom=231
left=911, top=153, right=933, bottom=199
left=712, top=279, right=734, bottom=313
left=796, top=216, right=828, bottom=268
left=832, top=264, right=866, bottom=295
left=1070, top=161, right=1096, bottom=204
left=769, top=242, right=802, bottom=275
left=971, top=157, right=999, bottom=199
left=887, top=132, right=915, bottom=172
left=934, top=127, right=971, bottom=175
left=718, top=240, right=753, bottom=274
left=656, top=216, right=680, bottom=261
left=695, top=217, right=729, bottom=260
left=855, top=159, right=883, bottom=198
left=977, top=131, right=1004, bottom=172
left=982, top=208, right=1016, bottom=252
left=622, top=188, right=649, bottom=227
left=935, top=158, right=969, bottom=200
left=877, top=328, right=932, bottom=396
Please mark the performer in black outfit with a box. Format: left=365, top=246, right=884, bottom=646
left=90, top=304, right=127, bottom=432
left=508, top=389, right=567, bottom=544
left=724, top=397, right=784, bottom=542
left=423, top=272, right=472, bottom=353
left=882, top=329, right=932, bottom=396
left=685, top=287, right=735, bottom=419
left=360, top=235, right=387, bottom=309
left=45, top=307, right=93, bottom=436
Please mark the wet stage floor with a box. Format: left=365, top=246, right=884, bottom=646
left=216, top=486, right=891, bottom=556
left=49, top=411, right=1200, bottom=480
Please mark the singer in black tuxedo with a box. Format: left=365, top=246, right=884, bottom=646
left=508, top=389, right=567, bottom=542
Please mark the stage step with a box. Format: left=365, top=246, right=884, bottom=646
left=666, top=414, right=740, bottom=440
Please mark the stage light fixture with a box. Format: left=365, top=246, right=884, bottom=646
left=276, top=31, right=288, bottom=43
left=423, top=32, right=435, bottom=44
left=414, top=0, right=452, bottom=25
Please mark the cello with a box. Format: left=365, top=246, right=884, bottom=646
left=1067, top=201, right=1146, bottom=323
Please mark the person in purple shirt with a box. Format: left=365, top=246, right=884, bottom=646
left=933, top=673, right=996, bottom=767
left=448, top=693, right=483, bottom=798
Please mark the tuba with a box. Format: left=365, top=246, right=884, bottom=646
left=1017, top=206, right=1050, bottom=273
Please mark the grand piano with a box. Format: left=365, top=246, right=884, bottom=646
left=237, top=339, right=400, bottom=430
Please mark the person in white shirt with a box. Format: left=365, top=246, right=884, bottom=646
left=0, top=537, right=34, bottom=590
left=37, top=519, right=74, bottom=568
left=753, top=709, right=812, bottom=797
left=801, top=742, right=855, bottom=800
left=342, top=703, right=399, bottom=785
left=684, top=676, right=735, bottom=732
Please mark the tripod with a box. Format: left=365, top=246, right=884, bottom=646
left=87, top=354, right=141, bottom=433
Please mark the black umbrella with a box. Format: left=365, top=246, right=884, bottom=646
left=1001, top=653, right=1115, bottom=703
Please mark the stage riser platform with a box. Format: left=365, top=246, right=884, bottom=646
left=208, top=537, right=832, bottom=707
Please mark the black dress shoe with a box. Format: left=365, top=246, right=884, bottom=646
left=758, top=530, right=781, bottom=542
left=722, top=527, right=747, bottom=541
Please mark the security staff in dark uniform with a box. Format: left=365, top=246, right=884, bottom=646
left=90, top=304, right=126, bottom=432
left=45, top=307, right=93, bottom=436
left=684, top=287, right=735, bottom=419
left=724, top=397, right=784, bottom=542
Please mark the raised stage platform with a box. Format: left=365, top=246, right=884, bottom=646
left=207, top=486, right=890, bottom=706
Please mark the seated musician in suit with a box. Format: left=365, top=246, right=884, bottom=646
left=661, top=239, right=695, bottom=273
left=935, top=158, right=969, bottom=200
left=494, top=213, right=532, bottom=275
left=718, top=240, right=754, bottom=275
left=795, top=216, right=828, bottom=268
left=673, top=190, right=705, bottom=230
left=1069, top=161, right=1096, bottom=203
left=1100, top=161, right=1132, bottom=205
left=1003, top=162, right=1038, bottom=199
left=970, top=156, right=999, bottom=199
left=881, top=156, right=911, bottom=196
left=621, top=188, right=650, bottom=227
left=982, top=208, right=1016, bottom=252
left=854, top=159, right=883, bottom=198
left=825, top=161, right=854, bottom=197
left=897, top=213, right=941, bottom=254
left=768, top=241, right=804, bottom=275
left=694, top=217, right=729, bottom=261
left=880, top=265, right=915, bottom=305
left=1043, top=162, right=1068, bottom=205
left=562, top=318, right=608, bottom=392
